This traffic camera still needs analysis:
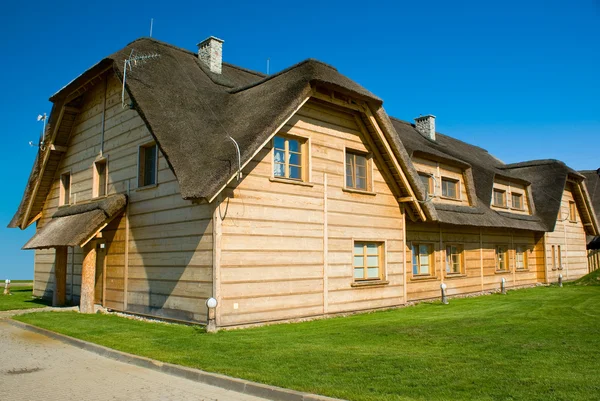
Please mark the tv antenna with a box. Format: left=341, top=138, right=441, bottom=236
left=121, top=49, right=160, bottom=108
left=150, top=18, right=154, bottom=37
left=29, top=113, right=47, bottom=151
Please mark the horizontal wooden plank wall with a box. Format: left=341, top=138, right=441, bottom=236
left=218, top=100, right=405, bottom=327
left=405, top=223, right=540, bottom=301
left=544, top=184, right=589, bottom=282
left=33, top=73, right=213, bottom=322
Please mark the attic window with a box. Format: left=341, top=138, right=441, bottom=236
left=418, top=173, right=434, bottom=197
left=345, top=150, right=370, bottom=191
left=93, top=159, right=107, bottom=198
left=493, top=189, right=507, bottom=207
left=569, top=201, right=577, bottom=222
left=441, top=177, right=459, bottom=199
left=511, top=193, right=523, bottom=210
left=59, top=172, right=71, bottom=206
left=138, top=143, right=158, bottom=188
left=273, top=135, right=307, bottom=181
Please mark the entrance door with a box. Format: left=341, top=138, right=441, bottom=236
left=94, top=242, right=106, bottom=305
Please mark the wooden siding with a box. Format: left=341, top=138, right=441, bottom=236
left=217, top=99, right=406, bottom=327
left=405, top=223, right=541, bottom=301
left=33, top=74, right=213, bottom=322
left=412, top=157, right=470, bottom=205
left=544, top=184, right=589, bottom=282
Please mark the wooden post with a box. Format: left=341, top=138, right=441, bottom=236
left=53, top=246, right=68, bottom=307
left=80, top=241, right=97, bottom=313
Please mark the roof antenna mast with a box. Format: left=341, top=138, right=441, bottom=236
left=121, top=49, right=161, bottom=108
left=267, top=58, right=270, bottom=75
left=150, top=18, right=154, bottom=37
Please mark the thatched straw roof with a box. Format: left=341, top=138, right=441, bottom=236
left=23, top=194, right=126, bottom=249
left=581, top=169, right=600, bottom=248
left=8, top=37, right=599, bottom=237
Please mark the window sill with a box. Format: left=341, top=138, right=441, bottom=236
left=515, top=269, right=530, bottom=273
left=136, top=183, right=158, bottom=192
left=342, top=187, right=376, bottom=196
left=557, top=266, right=564, bottom=270
left=351, top=280, right=389, bottom=288
left=492, top=204, right=509, bottom=209
left=439, top=196, right=462, bottom=201
left=494, top=270, right=512, bottom=274
left=410, top=275, right=439, bottom=282
left=445, top=273, right=467, bottom=279
left=569, top=220, right=577, bottom=223
left=269, top=177, right=314, bottom=187
left=510, top=207, right=526, bottom=212
left=58, top=204, right=71, bottom=209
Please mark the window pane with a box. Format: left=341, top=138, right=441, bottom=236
left=288, top=152, right=301, bottom=167
left=367, top=267, right=379, bottom=278
left=356, top=177, right=367, bottom=190
left=289, top=166, right=301, bottom=179
left=274, top=163, right=285, bottom=177
left=97, top=162, right=106, bottom=197
left=354, top=268, right=364, bottom=279
left=143, top=145, right=157, bottom=186
left=355, top=154, right=367, bottom=167
left=412, top=245, right=418, bottom=275
left=288, top=139, right=300, bottom=152
left=274, top=136, right=285, bottom=150
left=353, top=256, right=364, bottom=267
left=442, top=179, right=457, bottom=198
left=354, top=244, right=364, bottom=254
left=494, top=190, right=505, bottom=206
left=274, top=149, right=285, bottom=163
left=512, top=194, right=522, bottom=209
left=346, top=173, right=354, bottom=188
left=356, top=165, right=366, bottom=178
left=367, top=256, right=379, bottom=267
left=366, top=244, right=378, bottom=255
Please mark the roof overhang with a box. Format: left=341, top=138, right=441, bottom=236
left=23, top=194, right=127, bottom=250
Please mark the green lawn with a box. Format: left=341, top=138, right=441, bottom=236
left=14, top=284, right=600, bottom=401
left=0, top=286, right=50, bottom=311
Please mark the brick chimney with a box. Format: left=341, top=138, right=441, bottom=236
left=414, top=115, right=436, bottom=141
left=197, top=36, right=224, bottom=74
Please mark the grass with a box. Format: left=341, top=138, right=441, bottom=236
left=568, top=268, right=600, bottom=287
left=0, top=286, right=50, bottom=311
left=14, top=285, right=600, bottom=401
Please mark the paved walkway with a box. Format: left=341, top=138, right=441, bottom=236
left=0, top=320, right=268, bottom=401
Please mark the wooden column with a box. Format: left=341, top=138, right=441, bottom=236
left=80, top=241, right=97, bottom=314
left=53, top=246, right=68, bottom=307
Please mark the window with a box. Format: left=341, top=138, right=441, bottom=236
left=412, top=243, right=434, bottom=276
left=445, top=245, right=463, bottom=274
left=569, top=201, right=577, bottom=222
left=273, top=136, right=304, bottom=180
left=441, top=178, right=459, bottom=199
left=515, top=245, right=528, bottom=270
left=353, top=242, right=383, bottom=281
left=93, top=159, right=107, bottom=198
left=59, top=172, right=71, bottom=206
left=495, top=245, right=509, bottom=271
left=551, top=245, right=556, bottom=269
left=138, top=143, right=157, bottom=187
left=419, top=173, right=434, bottom=197
left=557, top=245, right=562, bottom=269
left=345, top=151, right=369, bottom=190
left=493, top=189, right=506, bottom=207
left=511, top=193, right=523, bottom=210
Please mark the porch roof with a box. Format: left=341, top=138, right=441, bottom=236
left=23, top=194, right=127, bottom=250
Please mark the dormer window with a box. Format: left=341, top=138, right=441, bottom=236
left=441, top=177, right=459, bottom=199
left=493, top=189, right=507, bottom=207
left=511, top=193, right=523, bottom=210
left=418, top=172, right=434, bottom=197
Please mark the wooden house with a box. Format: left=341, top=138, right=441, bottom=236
left=581, top=169, right=600, bottom=271
left=9, top=37, right=599, bottom=328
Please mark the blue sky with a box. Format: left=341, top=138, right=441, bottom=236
left=1, top=0, right=598, bottom=279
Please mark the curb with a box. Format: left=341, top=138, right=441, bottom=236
left=7, top=319, right=343, bottom=401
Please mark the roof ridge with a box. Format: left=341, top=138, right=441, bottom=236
left=228, top=58, right=338, bottom=94
left=503, top=159, right=566, bottom=169
left=222, top=62, right=266, bottom=78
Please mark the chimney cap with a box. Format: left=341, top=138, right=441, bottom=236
left=415, top=114, right=436, bottom=120
left=196, top=36, right=224, bottom=47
